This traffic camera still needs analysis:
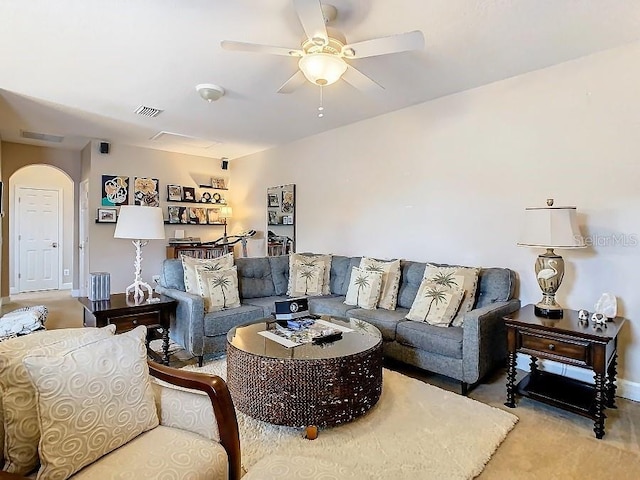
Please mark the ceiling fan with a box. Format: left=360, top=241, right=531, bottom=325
left=221, top=0, right=424, bottom=94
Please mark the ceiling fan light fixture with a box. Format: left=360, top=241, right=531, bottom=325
left=195, top=84, right=225, bottom=102
left=298, top=53, right=347, bottom=86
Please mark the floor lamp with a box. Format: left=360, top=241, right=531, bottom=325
left=114, top=206, right=165, bottom=301
left=518, top=199, right=585, bottom=318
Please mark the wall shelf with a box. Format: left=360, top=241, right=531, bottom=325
left=164, top=221, right=225, bottom=226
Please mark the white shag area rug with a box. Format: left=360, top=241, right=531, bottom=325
left=183, top=359, right=518, bottom=480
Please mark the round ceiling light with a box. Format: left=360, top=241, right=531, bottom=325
left=195, top=84, right=225, bottom=102
left=298, top=53, right=347, bottom=86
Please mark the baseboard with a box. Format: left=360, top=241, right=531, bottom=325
left=61, top=282, right=72, bottom=290
left=71, top=289, right=81, bottom=297
left=516, top=354, right=639, bottom=402
left=9, top=286, right=17, bottom=295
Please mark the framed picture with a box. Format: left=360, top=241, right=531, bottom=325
left=282, top=190, right=294, bottom=213
left=183, top=186, right=196, bottom=202
left=212, top=177, right=227, bottom=189
left=208, top=207, right=221, bottom=224
left=134, top=177, right=159, bottom=206
left=101, top=175, right=129, bottom=206
left=268, top=193, right=279, bottom=207
left=268, top=210, right=278, bottom=225
left=97, top=208, right=117, bottom=223
left=167, top=184, right=182, bottom=201
left=167, top=206, right=180, bottom=224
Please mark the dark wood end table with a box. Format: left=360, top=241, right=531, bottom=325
left=78, top=293, right=177, bottom=365
left=504, top=304, right=625, bottom=439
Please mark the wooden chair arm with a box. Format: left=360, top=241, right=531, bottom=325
left=0, top=472, right=30, bottom=480
left=147, top=360, right=241, bottom=480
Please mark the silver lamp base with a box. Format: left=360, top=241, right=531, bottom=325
left=534, top=248, right=565, bottom=319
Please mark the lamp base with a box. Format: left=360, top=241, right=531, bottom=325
left=534, top=303, right=564, bottom=319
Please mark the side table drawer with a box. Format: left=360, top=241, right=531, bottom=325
left=521, top=332, right=590, bottom=365
left=107, top=311, right=162, bottom=332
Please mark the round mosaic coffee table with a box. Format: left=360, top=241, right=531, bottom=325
left=226, top=316, right=382, bottom=433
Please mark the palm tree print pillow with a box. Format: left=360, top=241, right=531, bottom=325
left=198, top=266, right=241, bottom=312
left=423, top=264, right=480, bottom=327
left=359, top=257, right=401, bottom=310
left=290, top=264, right=325, bottom=297
left=182, top=253, right=234, bottom=294
left=287, top=254, right=332, bottom=296
left=406, top=278, right=465, bottom=327
left=344, top=267, right=383, bottom=310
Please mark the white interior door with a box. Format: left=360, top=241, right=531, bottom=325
left=18, top=187, right=60, bottom=292
left=79, top=180, right=90, bottom=297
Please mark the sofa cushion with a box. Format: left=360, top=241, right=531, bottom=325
left=396, top=261, right=427, bottom=309
left=347, top=307, right=408, bottom=341
left=0, top=326, right=116, bottom=475
left=198, top=266, right=242, bottom=312
left=243, top=296, right=290, bottom=317
left=288, top=253, right=332, bottom=295
left=236, top=257, right=276, bottom=299
left=182, top=253, right=234, bottom=294
left=395, top=320, right=463, bottom=359
left=23, top=326, right=158, bottom=480
left=360, top=257, right=402, bottom=310
left=203, top=305, right=265, bottom=337
left=160, top=258, right=185, bottom=291
left=406, top=278, right=465, bottom=327
left=424, top=264, right=480, bottom=326
left=71, top=425, right=228, bottom=480
left=308, top=295, right=352, bottom=317
left=475, top=268, right=516, bottom=309
left=268, top=255, right=290, bottom=296
left=289, top=263, right=325, bottom=297
left=329, top=256, right=360, bottom=295
left=344, top=266, right=383, bottom=310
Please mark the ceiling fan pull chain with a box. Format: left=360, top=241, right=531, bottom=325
left=318, top=86, right=324, bottom=118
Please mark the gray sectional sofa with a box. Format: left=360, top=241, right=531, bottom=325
left=155, top=254, right=520, bottom=393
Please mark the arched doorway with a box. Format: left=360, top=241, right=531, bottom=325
left=9, top=165, right=74, bottom=294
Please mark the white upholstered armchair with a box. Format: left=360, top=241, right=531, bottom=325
left=0, top=326, right=241, bottom=480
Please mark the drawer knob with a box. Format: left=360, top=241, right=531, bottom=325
left=548, top=343, right=555, bottom=351
left=133, top=320, right=138, bottom=325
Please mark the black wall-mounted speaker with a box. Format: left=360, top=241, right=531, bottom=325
left=221, top=158, right=229, bottom=170
left=99, top=142, right=110, bottom=154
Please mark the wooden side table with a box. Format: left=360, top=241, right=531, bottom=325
left=78, top=293, right=177, bottom=365
left=504, top=304, right=625, bottom=439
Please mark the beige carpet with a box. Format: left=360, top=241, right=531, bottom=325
left=185, top=359, right=518, bottom=479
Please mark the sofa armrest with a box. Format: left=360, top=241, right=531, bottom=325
left=155, top=286, right=206, bottom=357
left=461, top=299, right=521, bottom=384
left=148, top=361, right=241, bottom=480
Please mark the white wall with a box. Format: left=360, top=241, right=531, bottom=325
left=230, top=40, right=640, bottom=386
left=9, top=165, right=74, bottom=291
left=86, top=142, right=228, bottom=293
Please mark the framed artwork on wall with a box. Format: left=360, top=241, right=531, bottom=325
left=134, top=177, right=159, bottom=206
left=268, top=193, right=279, bottom=207
left=167, top=184, right=182, bottom=201
left=101, top=175, right=129, bottom=206
left=97, top=208, right=117, bottom=223
left=183, top=187, right=196, bottom=202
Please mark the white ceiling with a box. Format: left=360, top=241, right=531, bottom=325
left=1, top=0, right=640, bottom=160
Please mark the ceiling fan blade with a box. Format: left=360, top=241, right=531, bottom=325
left=342, top=65, right=384, bottom=94
left=293, top=0, right=328, bottom=45
left=221, top=40, right=302, bottom=57
left=277, top=70, right=307, bottom=94
left=342, top=30, right=425, bottom=59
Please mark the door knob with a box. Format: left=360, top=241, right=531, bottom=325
left=52, top=242, right=58, bottom=248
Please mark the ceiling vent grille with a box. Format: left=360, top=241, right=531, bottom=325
left=134, top=105, right=163, bottom=117
left=20, top=130, right=64, bottom=143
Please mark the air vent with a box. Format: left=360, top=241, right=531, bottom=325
left=150, top=131, right=219, bottom=149
left=134, top=105, right=163, bottom=117
left=20, top=130, right=64, bottom=143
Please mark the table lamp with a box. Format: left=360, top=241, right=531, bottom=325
left=114, top=206, right=165, bottom=300
left=220, top=206, right=233, bottom=241
left=518, top=199, right=585, bottom=318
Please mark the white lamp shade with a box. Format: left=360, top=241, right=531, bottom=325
left=298, top=53, right=348, bottom=86
left=518, top=206, right=585, bottom=249
left=219, top=206, right=233, bottom=219
left=114, top=206, right=165, bottom=240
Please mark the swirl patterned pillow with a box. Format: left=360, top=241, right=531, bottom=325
left=0, top=326, right=116, bottom=475
left=22, top=326, right=159, bottom=480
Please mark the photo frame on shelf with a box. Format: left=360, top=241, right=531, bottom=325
left=167, top=184, right=183, bottom=201
left=97, top=208, right=117, bottom=223
left=168, top=206, right=180, bottom=224
left=268, top=193, right=279, bottom=207
left=211, top=177, right=227, bottom=189
left=268, top=210, right=278, bottom=225
left=182, top=186, right=196, bottom=202
left=208, top=207, right=221, bottom=224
